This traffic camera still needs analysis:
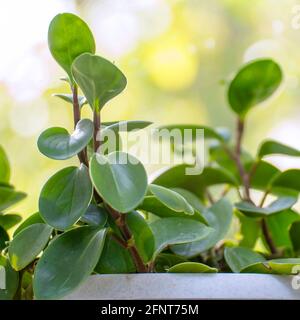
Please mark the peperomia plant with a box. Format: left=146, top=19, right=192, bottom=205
left=1, top=12, right=300, bottom=301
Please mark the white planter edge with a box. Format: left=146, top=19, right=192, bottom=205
left=63, top=273, right=300, bottom=300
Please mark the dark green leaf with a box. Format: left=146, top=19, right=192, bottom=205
left=168, top=262, right=218, bottom=273
left=38, top=119, right=93, bottom=160
left=154, top=253, right=187, bottom=272
left=258, top=140, right=300, bottom=159
left=39, top=165, right=93, bottom=230
left=228, top=59, right=282, bottom=117
left=224, top=247, right=266, bottom=273
left=290, top=221, right=300, bottom=253
left=0, top=186, right=26, bottom=211
left=13, top=212, right=44, bottom=237
left=80, top=204, right=108, bottom=227
left=0, top=214, right=22, bottom=230
left=0, top=256, right=19, bottom=300
left=9, top=224, right=52, bottom=271
left=150, top=217, right=213, bottom=259
left=0, top=226, right=9, bottom=250
left=33, top=226, right=107, bottom=299
left=72, top=53, right=127, bottom=110
left=90, top=152, right=147, bottom=213
left=172, top=198, right=233, bottom=257
left=48, top=13, right=95, bottom=80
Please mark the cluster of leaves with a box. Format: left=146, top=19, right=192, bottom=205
left=1, top=13, right=300, bottom=300
left=0, top=146, right=26, bottom=300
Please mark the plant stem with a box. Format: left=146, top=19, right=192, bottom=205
left=72, top=84, right=89, bottom=166
left=261, top=218, right=277, bottom=255
left=93, top=108, right=101, bottom=152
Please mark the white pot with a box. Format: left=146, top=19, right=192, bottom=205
left=64, top=273, right=300, bottom=300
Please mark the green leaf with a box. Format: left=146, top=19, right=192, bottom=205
left=90, top=152, right=148, bottom=213
left=258, top=140, right=300, bottom=159
left=126, top=211, right=155, bottom=263
left=0, top=256, right=19, bottom=300
left=152, top=165, right=237, bottom=199
left=0, top=146, right=10, bottom=183
left=224, top=247, right=266, bottom=273
left=102, top=120, right=153, bottom=134
left=154, top=253, right=187, bottom=272
left=270, top=169, right=300, bottom=195
left=72, top=53, right=127, bottom=110
left=48, top=13, right=96, bottom=80
left=13, top=212, right=44, bottom=237
left=33, top=226, right=107, bottom=300
left=171, top=188, right=206, bottom=213
left=0, top=214, right=22, bottom=230
left=168, top=262, right=218, bottom=273
left=156, top=124, right=230, bottom=142
left=235, top=196, right=297, bottom=218
left=80, top=204, right=108, bottom=227
left=0, top=226, right=9, bottom=250
left=0, top=186, right=26, bottom=211
left=38, top=119, right=93, bottom=160
left=290, top=221, right=300, bottom=253
left=172, top=198, right=233, bottom=257
left=9, top=224, right=53, bottom=271
left=241, top=258, right=300, bottom=274
left=236, top=212, right=261, bottom=248
left=39, top=165, right=93, bottom=230
left=228, top=59, right=282, bottom=117
left=150, top=217, right=213, bottom=259
left=53, top=93, right=87, bottom=109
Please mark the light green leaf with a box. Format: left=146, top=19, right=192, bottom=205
left=150, top=217, right=213, bottom=259
left=258, top=140, right=300, bottom=159
left=0, top=146, right=10, bottom=183
left=72, top=53, right=127, bottom=110
left=0, top=214, right=22, bottom=230
left=0, top=256, right=19, bottom=300
left=48, top=13, right=95, bottom=80
left=236, top=212, right=261, bottom=248
left=0, top=186, right=26, bottom=211
left=53, top=93, right=87, bottom=109
left=9, top=224, right=53, bottom=271
left=102, top=120, right=153, bottom=134
left=235, top=196, right=297, bottom=218
left=172, top=198, right=233, bottom=257
left=228, top=59, right=282, bottom=117
left=13, top=212, right=44, bottom=237
left=80, top=204, right=108, bottom=227
left=90, top=152, right=148, bottom=213
left=168, top=262, right=218, bottom=273
left=38, top=119, right=93, bottom=160
left=224, top=247, right=266, bottom=273
left=33, top=226, right=107, bottom=300
left=39, top=165, right=93, bottom=230
left=270, top=169, right=300, bottom=195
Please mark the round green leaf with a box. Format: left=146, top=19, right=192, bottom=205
left=39, top=165, right=93, bottom=230
left=0, top=146, right=10, bottom=183
left=224, top=247, right=266, bottom=273
left=172, top=198, right=233, bottom=258
left=0, top=256, right=19, bottom=300
left=9, top=224, right=53, bottom=271
left=72, top=53, right=127, bottom=110
left=80, top=204, right=108, bottom=227
left=150, top=217, right=213, bottom=259
left=235, top=196, right=297, bottom=218
left=90, top=152, right=148, bottom=213
left=38, top=119, right=93, bottom=160
left=13, top=212, right=44, bottom=237
left=48, top=13, right=96, bottom=80
left=228, top=59, right=282, bottom=117
left=33, top=226, right=107, bottom=300
left=168, top=262, right=218, bottom=273
left=258, top=140, right=300, bottom=159
left=0, top=214, right=22, bottom=230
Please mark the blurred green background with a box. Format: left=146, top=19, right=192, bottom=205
left=0, top=0, right=300, bottom=218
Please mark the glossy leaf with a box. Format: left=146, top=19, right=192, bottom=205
left=0, top=146, right=10, bottom=183
left=235, top=196, right=297, bottom=218
left=0, top=256, right=19, bottom=300
left=0, top=214, right=22, bottom=230
left=53, top=93, right=87, bottom=109
left=0, top=186, right=26, bottom=211
left=38, top=119, right=93, bottom=160
left=172, top=198, right=233, bottom=257
left=39, top=165, right=93, bottom=230
left=48, top=13, right=95, bottom=80
left=228, top=59, right=282, bottom=117
left=72, top=53, right=127, bottom=110
left=80, top=204, right=108, bottom=227
left=9, top=224, right=53, bottom=271
left=258, top=140, right=300, bottom=159
left=224, top=247, right=266, bottom=273
left=33, top=226, right=107, bottom=300
left=13, top=212, right=44, bottom=237
left=90, top=152, right=148, bottom=213
left=150, top=217, right=213, bottom=259
left=168, top=262, right=218, bottom=273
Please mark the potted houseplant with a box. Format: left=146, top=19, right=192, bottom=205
left=1, top=13, right=300, bottom=300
